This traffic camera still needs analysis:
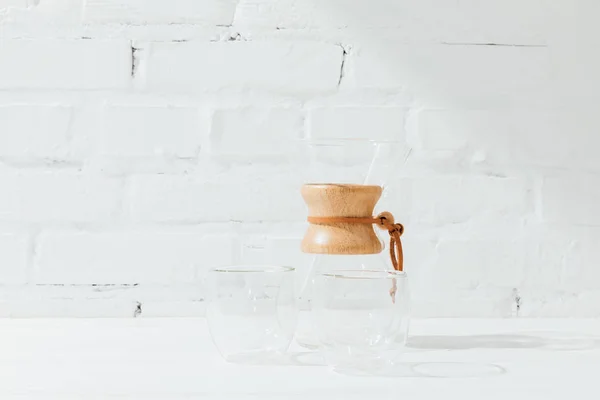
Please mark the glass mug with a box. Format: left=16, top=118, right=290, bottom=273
left=312, top=269, right=410, bottom=371
left=205, top=265, right=297, bottom=363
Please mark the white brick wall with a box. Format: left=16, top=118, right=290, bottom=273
left=410, top=177, right=533, bottom=226
left=413, top=110, right=600, bottom=170
left=210, top=107, right=303, bottom=159
left=0, top=40, right=131, bottom=89
left=83, top=0, right=238, bottom=25
left=308, top=107, right=405, bottom=141
left=35, top=230, right=232, bottom=284
left=0, top=0, right=598, bottom=317
left=100, top=105, right=205, bottom=158
left=0, top=105, right=72, bottom=158
left=542, top=174, right=600, bottom=226
left=350, top=43, right=551, bottom=107
left=234, top=0, right=550, bottom=44
left=129, top=175, right=305, bottom=223
left=0, top=232, right=29, bottom=284
left=139, top=41, right=343, bottom=94
left=0, top=172, right=122, bottom=223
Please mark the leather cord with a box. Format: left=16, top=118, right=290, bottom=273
left=306, top=212, right=404, bottom=272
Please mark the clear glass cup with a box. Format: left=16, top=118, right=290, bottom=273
left=205, top=265, right=297, bottom=363
left=297, top=253, right=392, bottom=348
left=312, top=269, right=410, bottom=372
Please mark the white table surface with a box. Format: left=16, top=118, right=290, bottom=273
left=0, top=318, right=599, bottom=399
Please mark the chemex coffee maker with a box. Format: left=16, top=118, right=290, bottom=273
left=296, top=138, right=410, bottom=349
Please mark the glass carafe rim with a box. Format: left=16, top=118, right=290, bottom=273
left=210, top=265, right=295, bottom=274
left=320, top=269, right=407, bottom=280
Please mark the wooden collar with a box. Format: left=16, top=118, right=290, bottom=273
left=307, top=212, right=404, bottom=272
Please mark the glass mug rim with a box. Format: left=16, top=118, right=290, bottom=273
left=320, top=269, right=407, bottom=280
left=210, top=265, right=295, bottom=274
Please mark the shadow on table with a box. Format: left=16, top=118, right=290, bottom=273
left=407, top=331, right=600, bottom=351
left=226, top=331, right=600, bottom=373
left=228, top=353, right=506, bottom=379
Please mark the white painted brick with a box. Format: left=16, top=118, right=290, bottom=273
left=141, top=41, right=343, bottom=94
left=542, top=174, right=600, bottom=226
left=210, top=108, right=303, bottom=160
left=352, top=43, right=550, bottom=107
left=0, top=40, right=131, bottom=89
left=68, top=105, right=205, bottom=175
left=0, top=172, right=122, bottom=223
left=549, top=227, right=600, bottom=291
left=407, top=109, right=516, bottom=176
left=414, top=110, right=600, bottom=170
left=518, top=290, right=600, bottom=318
left=410, top=177, right=533, bottom=225
left=516, top=236, right=570, bottom=293
left=84, top=0, right=237, bottom=25
left=0, top=284, right=208, bottom=317
left=86, top=157, right=198, bottom=176
left=508, top=111, right=600, bottom=171
left=234, top=0, right=550, bottom=44
left=414, top=110, right=501, bottom=152
left=431, top=240, right=528, bottom=290
left=0, top=0, right=30, bottom=8
left=308, top=107, right=405, bottom=141
left=101, top=106, right=205, bottom=158
left=0, top=105, right=71, bottom=158
left=129, top=175, right=305, bottom=223
left=508, top=223, right=580, bottom=296
left=35, top=231, right=233, bottom=285
left=1, top=0, right=83, bottom=30
left=550, top=3, right=600, bottom=101
left=0, top=232, right=28, bottom=284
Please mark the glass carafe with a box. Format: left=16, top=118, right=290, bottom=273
left=296, top=138, right=410, bottom=349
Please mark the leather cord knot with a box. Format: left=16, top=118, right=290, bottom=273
left=375, top=212, right=404, bottom=272
left=306, top=211, right=404, bottom=272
